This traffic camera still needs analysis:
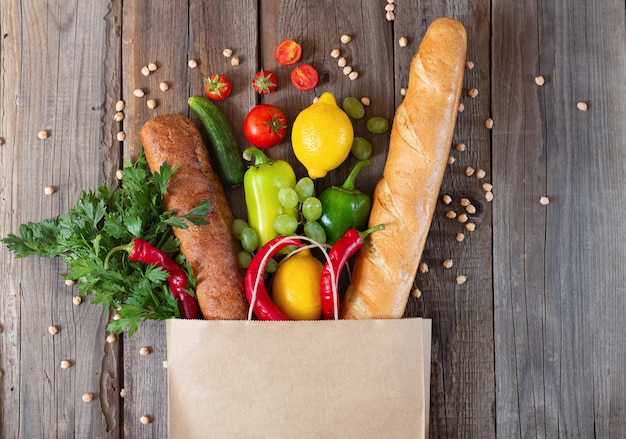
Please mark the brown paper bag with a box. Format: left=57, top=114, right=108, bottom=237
left=166, top=318, right=431, bottom=439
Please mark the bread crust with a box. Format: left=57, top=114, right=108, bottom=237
left=341, top=18, right=467, bottom=319
left=139, top=114, right=248, bottom=320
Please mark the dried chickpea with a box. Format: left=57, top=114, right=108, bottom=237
left=442, top=194, right=452, bottom=205
left=116, top=131, right=126, bottom=142
left=222, top=48, right=233, bottom=57
left=442, top=259, right=454, bottom=269
left=140, top=415, right=152, bottom=425
left=188, top=59, right=198, bottom=69
left=360, top=97, right=371, bottom=106
left=535, top=75, right=545, bottom=86
left=465, top=222, right=476, bottom=232
left=468, top=88, right=478, bottom=98
left=44, top=186, right=55, bottom=195
left=458, top=103, right=465, bottom=113
left=133, top=88, right=144, bottom=98
left=48, top=325, right=59, bottom=335
left=342, top=65, right=353, bottom=76
left=386, top=11, right=395, bottom=21
left=148, top=62, right=158, bottom=72
left=465, top=60, right=475, bottom=70
left=340, top=34, right=351, bottom=44
left=115, top=169, right=124, bottom=180
left=113, top=111, right=124, bottom=122
left=146, top=99, right=158, bottom=110
left=456, top=275, right=468, bottom=285
left=446, top=211, right=457, bottom=220
left=485, top=191, right=494, bottom=202
left=540, top=196, right=550, bottom=205
left=398, top=37, right=408, bottom=47
left=475, top=169, right=487, bottom=179
left=485, top=117, right=494, bottom=129
left=106, top=334, right=117, bottom=344
left=230, top=56, right=240, bottom=66
left=139, top=346, right=151, bottom=356
left=82, top=393, right=94, bottom=402
left=337, top=57, right=347, bottom=68
left=457, top=213, right=469, bottom=223
left=460, top=197, right=471, bottom=207
left=38, top=130, right=49, bottom=139
left=141, top=66, right=150, bottom=76
left=330, top=48, right=341, bottom=58
left=411, top=288, right=421, bottom=299
left=60, top=360, right=72, bottom=369
left=576, top=101, right=588, bottom=111
left=418, top=262, right=429, bottom=274
left=115, top=100, right=125, bottom=111
left=466, top=204, right=477, bottom=214
left=65, top=279, right=75, bottom=286
left=456, top=233, right=465, bottom=242
left=455, top=142, right=467, bottom=152
left=348, top=71, right=359, bottom=80
left=465, top=166, right=475, bottom=177
left=159, top=82, right=169, bottom=92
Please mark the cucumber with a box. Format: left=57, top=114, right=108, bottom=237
left=188, top=96, right=246, bottom=187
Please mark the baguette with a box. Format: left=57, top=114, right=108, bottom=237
left=341, top=18, right=467, bottom=319
left=139, top=114, right=248, bottom=320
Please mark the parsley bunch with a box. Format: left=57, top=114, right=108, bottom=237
left=1, top=153, right=208, bottom=336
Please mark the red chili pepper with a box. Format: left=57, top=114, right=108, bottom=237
left=244, top=236, right=302, bottom=320
left=104, top=238, right=198, bottom=319
left=320, top=224, right=384, bottom=320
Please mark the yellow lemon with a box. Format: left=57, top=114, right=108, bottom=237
left=271, top=249, right=323, bottom=320
left=291, top=92, right=354, bottom=179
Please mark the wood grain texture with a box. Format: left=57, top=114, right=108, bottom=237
left=0, top=0, right=121, bottom=437
left=492, top=0, right=626, bottom=437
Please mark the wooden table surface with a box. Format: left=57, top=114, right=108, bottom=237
left=1, top=1, right=625, bottom=437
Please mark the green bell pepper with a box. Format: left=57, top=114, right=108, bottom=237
left=243, top=147, right=296, bottom=249
left=318, top=159, right=372, bottom=245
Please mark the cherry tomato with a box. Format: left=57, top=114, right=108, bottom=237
left=252, top=69, right=278, bottom=94
left=291, top=64, right=319, bottom=91
left=243, top=104, right=288, bottom=149
left=204, top=74, right=232, bottom=100
left=275, top=39, right=302, bottom=66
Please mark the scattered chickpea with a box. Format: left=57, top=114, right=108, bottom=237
left=116, top=131, right=126, bottom=142
left=133, top=88, right=145, bottom=98
left=230, top=56, right=240, bottom=66
left=38, top=130, right=49, bottom=139
left=139, top=346, right=151, bottom=356
left=485, top=191, right=494, bottom=202
left=113, top=111, right=124, bottom=122
left=48, top=325, right=59, bottom=335
left=466, top=204, right=477, bottom=214
left=576, top=101, right=588, bottom=111
left=456, top=275, right=468, bottom=285
left=535, top=75, right=545, bottom=86
left=386, top=11, right=395, bottom=21
left=386, top=0, right=394, bottom=3
left=337, top=57, right=347, bottom=68
left=442, top=259, right=454, bottom=269
left=140, top=415, right=152, bottom=425
left=485, top=117, right=494, bottom=129
left=540, top=196, right=550, bottom=205
left=456, top=233, right=465, bottom=242
left=147, top=99, right=158, bottom=110
left=457, top=213, right=469, bottom=223
left=460, top=197, right=471, bottom=207
left=400, top=87, right=407, bottom=96
left=455, top=142, right=467, bottom=152
left=141, top=66, right=150, bottom=76
left=465, top=166, right=475, bottom=177
left=465, top=60, right=475, bottom=70
left=60, top=360, right=72, bottom=369
left=445, top=211, right=457, bottom=220
left=360, top=97, right=371, bottom=106
left=115, top=100, right=125, bottom=111
left=44, top=186, right=55, bottom=195
left=73, top=295, right=82, bottom=305
left=418, top=262, right=429, bottom=274
left=115, top=169, right=124, bottom=180
left=385, top=3, right=395, bottom=12
left=330, top=48, right=341, bottom=58
left=112, top=313, right=121, bottom=321
left=148, top=62, right=158, bottom=72
left=120, top=388, right=126, bottom=398
left=312, top=96, right=320, bottom=104
left=106, top=334, right=117, bottom=344
left=222, top=48, right=233, bottom=58
left=468, top=88, right=479, bottom=98
left=159, top=81, right=169, bottom=92
left=465, top=222, right=476, bottom=232
left=482, top=182, right=493, bottom=192
left=447, top=156, right=456, bottom=165
left=340, top=34, right=352, bottom=44
left=458, top=103, right=465, bottom=113
left=398, top=37, right=408, bottom=47
left=82, top=393, right=94, bottom=402
left=65, top=279, right=75, bottom=286
left=442, top=194, right=452, bottom=205
left=411, top=288, right=421, bottom=299
left=188, top=59, right=198, bottom=69
left=475, top=168, right=487, bottom=179
left=342, top=65, right=353, bottom=76
left=162, top=361, right=168, bottom=369
left=348, top=71, right=359, bottom=81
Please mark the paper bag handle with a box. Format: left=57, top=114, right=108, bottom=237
left=248, top=235, right=339, bottom=321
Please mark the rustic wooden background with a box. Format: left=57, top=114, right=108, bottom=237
left=1, top=0, right=625, bottom=437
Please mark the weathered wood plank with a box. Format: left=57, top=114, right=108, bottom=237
left=394, top=1, right=496, bottom=437
left=0, top=0, right=121, bottom=437
left=492, top=0, right=626, bottom=437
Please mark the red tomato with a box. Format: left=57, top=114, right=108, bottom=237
left=291, top=64, right=319, bottom=91
left=243, top=104, right=288, bottom=149
left=275, top=39, right=302, bottom=66
left=252, top=69, right=278, bottom=94
left=204, top=74, right=232, bottom=100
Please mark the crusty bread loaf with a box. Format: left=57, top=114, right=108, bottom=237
left=341, top=18, right=467, bottom=319
left=139, top=114, right=248, bottom=320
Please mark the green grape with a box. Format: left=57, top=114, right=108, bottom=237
left=304, top=221, right=327, bottom=244
left=366, top=116, right=389, bottom=134
left=237, top=251, right=253, bottom=269
left=295, top=177, right=315, bottom=201
left=273, top=214, right=299, bottom=235
left=301, top=197, right=322, bottom=221
left=265, top=258, right=279, bottom=274
left=240, top=227, right=259, bottom=252
left=278, top=187, right=299, bottom=209
left=231, top=218, right=249, bottom=239
left=342, top=96, right=365, bottom=119
left=351, top=136, right=372, bottom=160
